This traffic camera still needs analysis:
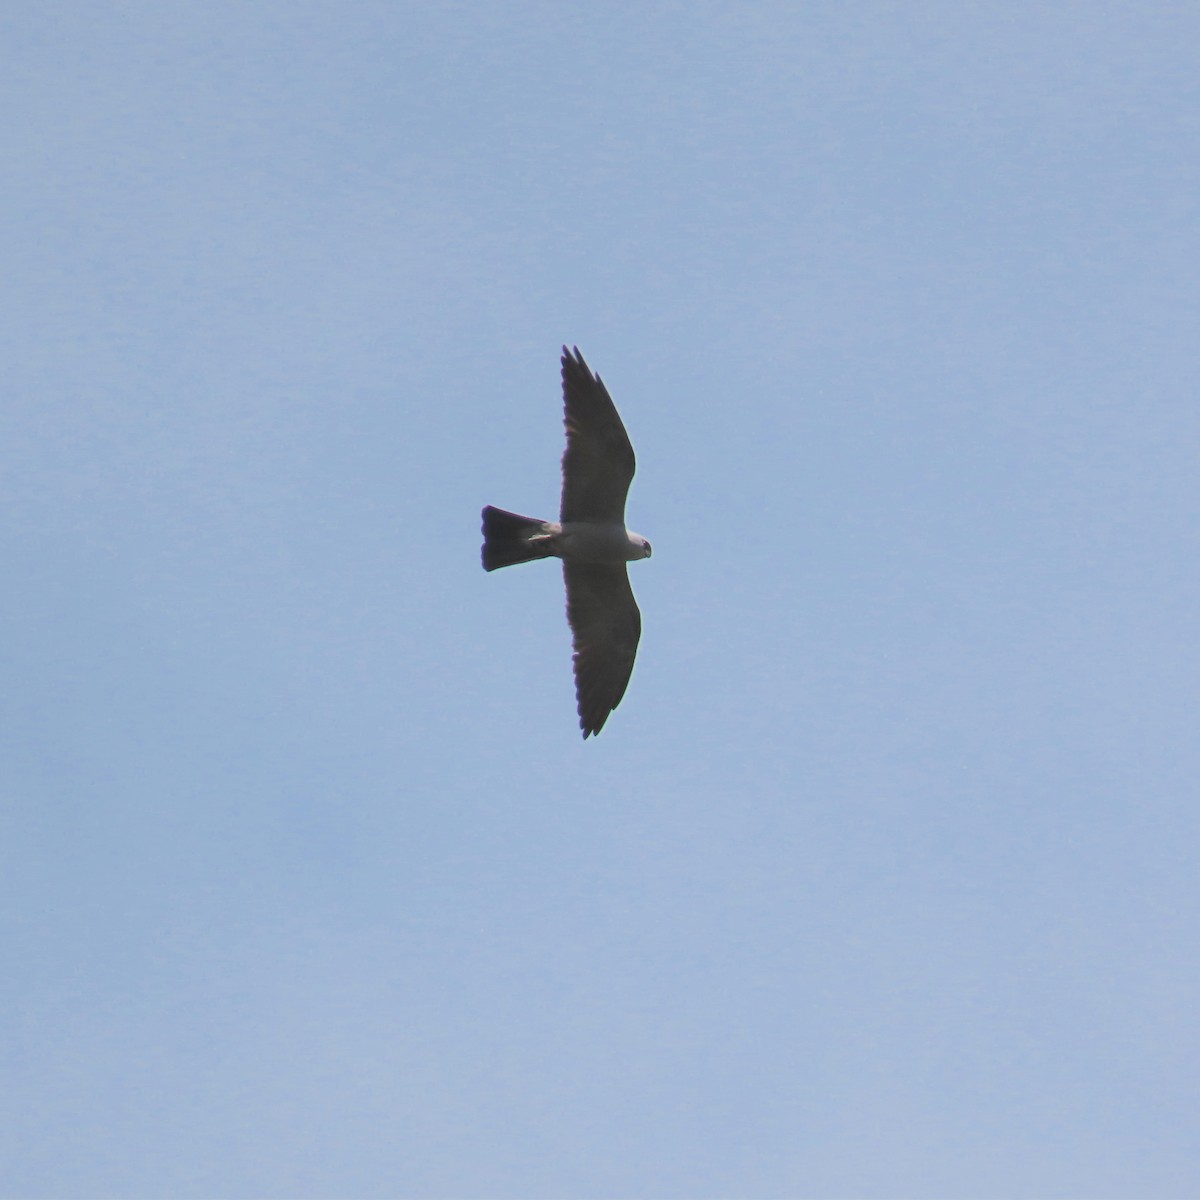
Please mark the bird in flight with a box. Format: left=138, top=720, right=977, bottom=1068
left=482, top=346, right=652, bottom=738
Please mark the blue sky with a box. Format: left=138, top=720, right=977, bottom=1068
left=2, top=3, right=1198, bottom=1196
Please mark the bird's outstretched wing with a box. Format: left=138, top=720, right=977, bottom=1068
left=560, top=346, right=636, bottom=524
left=563, top=562, right=642, bottom=738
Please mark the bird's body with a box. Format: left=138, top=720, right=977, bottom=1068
left=555, top=521, right=652, bottom=563
left=479, top=512, right=649, bottom=570
left=481, top=347, right=651, bottom=738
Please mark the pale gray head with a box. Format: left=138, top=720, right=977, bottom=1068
left=626, top=531, right=652, bottom=561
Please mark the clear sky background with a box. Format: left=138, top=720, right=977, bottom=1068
left=2, top=4, right=1198, bottom=1197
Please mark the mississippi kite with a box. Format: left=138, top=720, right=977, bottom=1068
left=482, top=347, right=652, bottom=738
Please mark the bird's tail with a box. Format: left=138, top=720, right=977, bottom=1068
left=481, top=506, right=555, bottom=572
